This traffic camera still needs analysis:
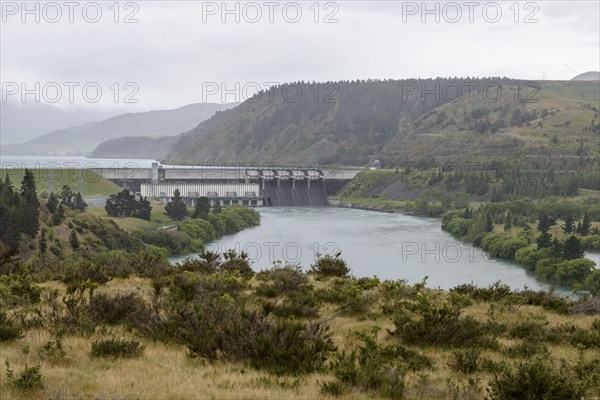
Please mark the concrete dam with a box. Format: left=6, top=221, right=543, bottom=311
left=94, top=163, right=360, bottom=207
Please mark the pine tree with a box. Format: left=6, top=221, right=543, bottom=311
left=213, top=200, right=222, bottom=214
left=563, top=235, right=583, bottom=260
left=52, top=204, right=65, bottom=226
left=60, top=185, right=73, bottom=207
left=537, top=214, right=556, bottom=231
left=133, top=197, right=152, bottom=221
left=20, top=169, right=36, bottom=196
left=576, top=212, right=592, bottom=236
left=4, top=174, right=13, bottom=192
left=485, top=212, right=494, bottom=232
left=69, top=230, right=79, bottom=250
left=192, top=197, right=211, bottom=220
left=47, top=192, right=58, bottom=214
left=39, top=228, right=47, bottom=254
left=552, top=238, right=562, bottom=257
left=19, top=169, right=39, bottom=237
left=165, top=189, right=188, bottom=220
left=537, top=230, right=552, bottom=248
left=562, top=215, right=575, bottom=234
left=504, top=210, right=512, bottom=232
left=73, top=192, right=87, bottom=212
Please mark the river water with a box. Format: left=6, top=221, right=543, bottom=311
left=172, top=207, right=599, bottom=295
left=3, top=156, right=597, bottom=295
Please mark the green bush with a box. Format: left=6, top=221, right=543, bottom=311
left=179, top=218, right=216, bottom=243
left=581, top=234, right=600, bottom=250
left=220, top=250, right=254, bottom=278
left=88, top=292, right=149, bottom=326
left=448, top=348, right=481, bottom=374
left=38, top=338, right=68, bottom=363
left=392, top=292, right=491, bottom=348
left=310, top=253, right=350, bottom=277
left=317, top=277, right=376, bottom=316
left=330, top=332, right=408, bottom=399
left=503, top=341, right=549, bottom=358
left=515, top=246, right=553, bottom=271
left=480, top=234, right=529, bottom=259
left=319, top=380, right=346, bottom=397
left=267, top=287, right=321, bottom=319
left=0, top=273, right=41, bottom=307
left=535, top=258, right=596, bottom=286
left=487, top=356, right=585, bottom=400
left=90, top=338, right=143, bottom=358
left=256, top=263, right=308, bottom=296
left=0, top=310, right=24, bottom=342
left=155, top=271, right=333, bottom=375
left=5, top=360, right=43, bottom=390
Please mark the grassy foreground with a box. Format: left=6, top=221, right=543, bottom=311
left=1, top=254, right=599, bottom=400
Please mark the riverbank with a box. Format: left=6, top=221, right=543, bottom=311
left=327, top=196, right=405, bottom=213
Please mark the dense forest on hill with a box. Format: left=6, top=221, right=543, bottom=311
left=164, top=79, right=600, bottom=169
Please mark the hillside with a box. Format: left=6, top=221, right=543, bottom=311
left=167, top=79, right=486, bottom=165
left=572, top=71, right=600, bottom=81
left=165, top=79, right=600, bottom=167
left=379, top=81, right=600, bottom=167
left=2, top=103, right=237, bottom=156
left=89, top=136, right=178, bottom=159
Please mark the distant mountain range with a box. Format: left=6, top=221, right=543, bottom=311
left=1, top=102, right=119, bottom=146
left=2, top=103, right=237, bottom=156
left=571, top=71, right=600, bottom=81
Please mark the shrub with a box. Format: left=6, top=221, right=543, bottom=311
left=320, top=380, right=346, bottom=397
left=503, top=341, right=549, bottom=358
left=392, top=292, right=491, bottom=347
left=220, top=250, right=254, bottom=278
left=0, top=310, right=24, bottom=342
left=90, top=338, right=143, bottom=358
left=487, top=356, right=585, bottom=400
left=330, top=332, right=407, bottom=399
left=480, top=234, right=528, bottom=259
left=515, top=246, right=553, bottom=271
left=0, top=273, right=41, bottom=306
left=310, top=253, right=350, bottom=277
left=88, top=292, right=149, bottom=326
left=38, top=338, right=68, bottom=363
left=268, top=287, right=320, bottom=319
left=5, top=361, right=43, bottom=390
left=318, top=277, right=376, bottom=316
left=256, top=263, right=308, bottom=295
left=157, top=273, right=333, bottom=375
left=247, top=320, right=335, bottom=375
left=448, top=348, right=481, bottom=374
left=508, top=319, right=548, bottom=341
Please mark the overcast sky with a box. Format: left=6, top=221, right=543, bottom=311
left=1, top=1, right=599, bottom=112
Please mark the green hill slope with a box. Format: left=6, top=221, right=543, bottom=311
left=167, top=79, right=600, bottom=168
left=380, top=81, right=600, bottom=167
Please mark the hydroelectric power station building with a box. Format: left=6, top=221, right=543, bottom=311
left=94, top=163, right=361, bottom=207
